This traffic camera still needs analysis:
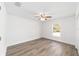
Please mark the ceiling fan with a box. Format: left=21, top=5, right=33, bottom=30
left=14, top=2, right=52, bottom=21
left=35, top=12, right=52, bottom=21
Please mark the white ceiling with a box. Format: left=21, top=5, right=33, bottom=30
left=5, top=2, right=77, bottom=20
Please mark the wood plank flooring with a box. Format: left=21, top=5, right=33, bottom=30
left=6, top=38, right=78, bottom=56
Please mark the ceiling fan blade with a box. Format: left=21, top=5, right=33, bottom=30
left=45, top=18, right=47, bottom=20
left=45, top=16, right=52, bottom=18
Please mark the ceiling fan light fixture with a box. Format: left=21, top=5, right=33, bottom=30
left=40, top=17, right=45, bottom=21
left=34, top=11, right=52, bottom=21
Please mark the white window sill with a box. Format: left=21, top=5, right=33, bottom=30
left=52, top=32, right=61, bottom=37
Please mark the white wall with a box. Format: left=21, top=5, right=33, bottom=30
left=0, top=3, right=7, bottom=56
left=6, top=14, right=41, bottom=46
left=61, top=17, right=76, bottom=45
left=42, top=16, right=76, bottom=45
left=6, top=13, right=76, bottom=47
left=75, top=4, right=79, bottom=53
left=75, top=16, right=79, bottom=52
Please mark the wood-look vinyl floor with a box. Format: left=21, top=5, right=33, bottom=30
left=6, top=38, right=78, bottom=56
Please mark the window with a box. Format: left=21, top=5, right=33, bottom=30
left=52, top=23, right=61, bottom=37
